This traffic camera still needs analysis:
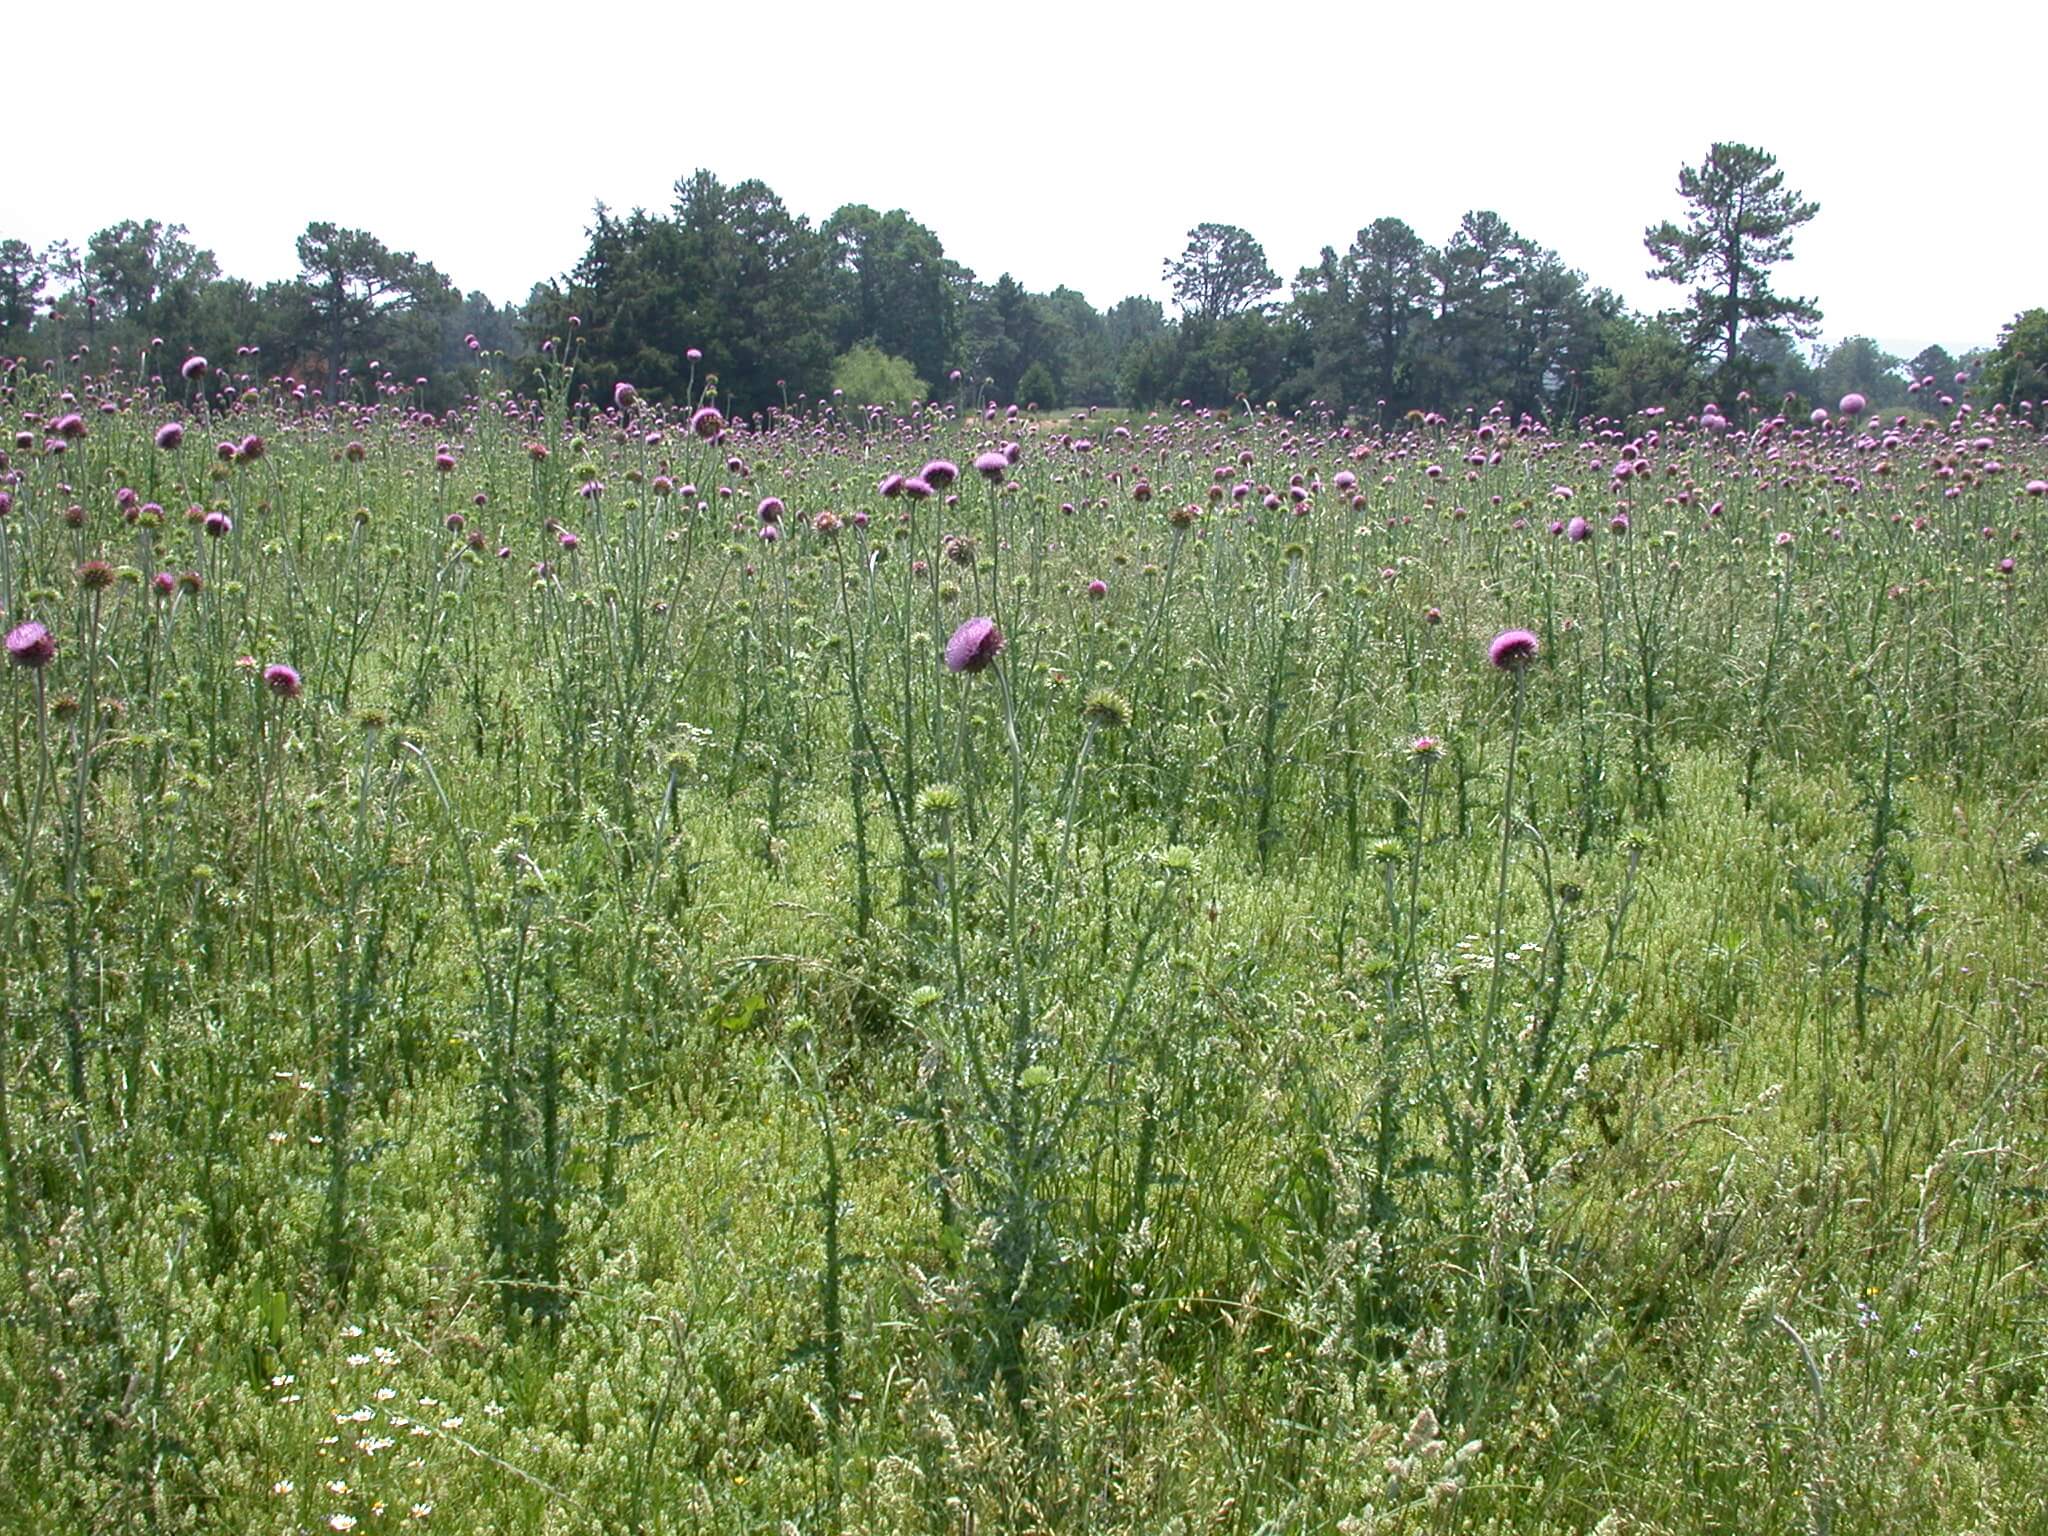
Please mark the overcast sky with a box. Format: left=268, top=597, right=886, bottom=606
left=12, top=1, right=2041, bottom=364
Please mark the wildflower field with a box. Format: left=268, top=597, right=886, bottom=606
left=1, top=348, right=2045, bottom=1535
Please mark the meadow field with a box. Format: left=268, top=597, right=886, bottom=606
left=0, top=350, right=2044, bottom=1534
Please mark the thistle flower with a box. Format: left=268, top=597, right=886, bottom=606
left=1081, top=687, right=1132, bottom=729
left=154, top=421, right=184, bottom=450
left=203, top=511, right=233, bottom=538
left=180, top=355, right=207, bottom=381
left=689, top=406, right=724, bottom=439
left=5, top=621, right=55, bottom=669
left=1487, top=628, right=1539, bottom=670
left=262, top=663, right=303, bottom=699
left=920, top=459, right=960, bottom=489
left=972, top=451, right=1007, bottom=483
left=944, top=616, right=1003, bottom=673
left=916, top=782, right=962, bottom=817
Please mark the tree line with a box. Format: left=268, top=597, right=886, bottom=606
left=5, top=146, right=2043, bottom=419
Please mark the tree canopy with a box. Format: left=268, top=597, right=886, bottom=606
left=0, top=152, right=2017, bottom=422
left=1645, top=142, right=1822, bottom=379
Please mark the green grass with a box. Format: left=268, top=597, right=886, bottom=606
left=0, top=364, right=2043, bottom=1532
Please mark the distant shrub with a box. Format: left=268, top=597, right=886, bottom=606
left=832, top=342, right=926, bottom=410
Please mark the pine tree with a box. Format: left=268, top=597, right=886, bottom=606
left=1644, top=143, right=1821, bottom=376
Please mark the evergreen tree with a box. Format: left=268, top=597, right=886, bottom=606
left=1644, top=143, right=1821, bottom=376
left=1164, top=223, right=1278, bottom=323
left=0, top=239, right=46, bottom=336
left=295, top=221, right=458, bottom=387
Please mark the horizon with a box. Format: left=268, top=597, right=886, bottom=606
left=10, top=2, right=2042, bottom=369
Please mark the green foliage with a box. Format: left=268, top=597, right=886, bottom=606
left=1812, top=333, right=1906, bottom=410
left=0, top=238, right=45, bottom=331
left=823, top=204, right=962, bottom=392
left=295, top=220, right=460, bottom=388
left=557, top=172, right=837, bottom=413
left=0, top=382, right=2043, bottom=1531
left=84, top=218, right=220, bottom=328
left=1978, top=307, right=2048, bottom=406
left=1014, top=358, right=1058, bottom=409
left=1586, top=311, right=1705, bottom=417
left=1163, top=221, right=1278, bottom=322
left=1645, top=142, right=1823, bottom=374
left=831, top=342, right=926, bottom=409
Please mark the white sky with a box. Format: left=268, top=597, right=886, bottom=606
left=11, top=1, right=2041, bottom=363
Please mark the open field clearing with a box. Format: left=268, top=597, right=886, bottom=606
left=0, top=348, right=2043, bottom=1533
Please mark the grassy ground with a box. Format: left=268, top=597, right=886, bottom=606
left=0, top=368, right=2043, bottom=1532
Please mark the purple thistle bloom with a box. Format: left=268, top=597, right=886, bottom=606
left=944, top=616, right=1004, bottom=673
left=154, top=421, right=184, bottom=450
left=689, top=406, right=724, bottom=439
left=5, top=621, right=56, bottom=669
left=920, top=459, right=959, bottom=489
left=757, top=496, right=784, bottom=524
left=1566, top=515, right=1590, bottom=542
left=878, top=473, right=905, bottom=498
left=203, top=511, right=233, bottom=538
left=180, top=355, right=208, bottom=381
left=261, top=663, right=303, bottom=699
left=1487, top=628, right=1539, bottom=670
left=972, top=451, right=1007, bottom=482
